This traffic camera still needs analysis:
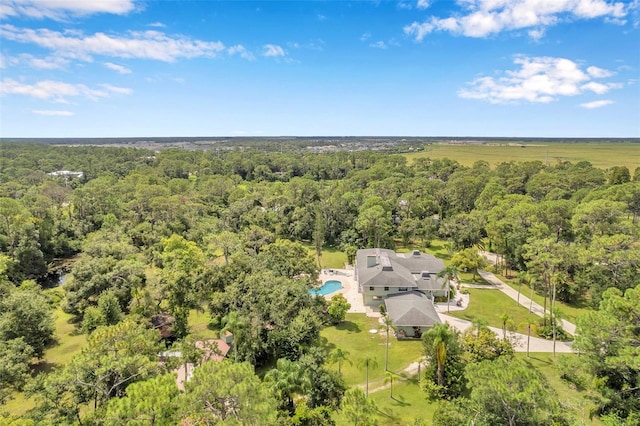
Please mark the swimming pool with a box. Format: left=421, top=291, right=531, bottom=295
left=310, top=280, right=343, bottom=296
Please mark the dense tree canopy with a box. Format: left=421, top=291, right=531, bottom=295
left=0, top=142, right=638, bottom=424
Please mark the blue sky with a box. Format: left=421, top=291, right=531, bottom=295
left=1, top=0, right=639, bottom=138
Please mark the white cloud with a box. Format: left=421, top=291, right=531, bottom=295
left=458, top=56, right=621, bottom=104
left=0, top=25, right=225, bottom=62
left=397, top=2, right=413, bottom=10
left=104, top=62, right=131, bottom=74
left=369, top=41, right=388, bottom=49
left=148, top=22, right=166, bottom=28
left=360, top=32, right=371, bottom=41
left=0, top=78, right=132, bottom=102
left=287, top=39, right=325, bottom=51
left=262, top=44, right=285, bottom=57
left=369, top=39, right=400, bottom=49
left=32, top=109, right=74, bottom=116
left=528, top=28, right=545, bottom=40
left=403, top=22, right=434, bottom=41
left=0, top=0, right=136, bottom=20
left=581, top=81, right=612, bottom=94
left=416, top=0, right=430, bottom=9
left=405, top=0, right=630, bottom=40
left=27, top=54, right=68, bottom=69
left=98, top=83, right=132, bottom=95
left=227, top=44, right=255, bottom=60
left=587, top=65, right=615, bottom=78
left=0, top=53, right=68, bottom=69
left=580, top=100, right=614, bottom=108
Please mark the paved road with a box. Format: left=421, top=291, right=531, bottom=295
left=439, top=314, right=574, bottom=353
left=477, top=269, right=577, bottom=336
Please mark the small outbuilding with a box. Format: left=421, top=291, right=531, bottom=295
left=384, top=291, right=441, bottom=339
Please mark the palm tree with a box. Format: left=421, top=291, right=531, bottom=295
left=383, top=370, right=401, bottom=399
left=471, top=317, right=488, bottom=338
left=328, top=348, right=351, bottom=375
left=221, top=311, right=246, bottom=362
left=550, top=272, right=566, bottom=357
left=264, top=358, right=310, bottom=412
left=357, top=356, right=379, bottom=398
left=517, top=271, right=534, bottom=307
left=428, top=324, right=455, bottom=387
left=528, top=274, right=538, bottom=314
left=437, top=264, right=459, bottom=314
left=551, top=307, right=563, bottom=358
left=519, top=320, right=534, bottom=357
left=382, top=314, right=394, bottom=371
left=500, top=313, right=511, bottom=340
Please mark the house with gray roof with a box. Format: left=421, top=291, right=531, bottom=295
left=384, top=291, right=441, bottom=339
left=355, top=248, right=446, bottom=338
left=355, top=248, right=447, bottom=305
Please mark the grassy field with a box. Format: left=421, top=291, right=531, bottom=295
left=516, top=353, right=602, bottom=425
left=405, top=142, right=639, bottom=170
left=450, top=287, right=541, bottom=334
left=332, top=377, right=438, bottom=425
left=321, top=313, right=423, bottom=387
left=302, top=244, right=349, bottom=270
left=330, top=353, right=601, bottom=425
left=3, top=301, right=87, bottom=416
left=497, top=274, right=593, bottom=325
left=188, top=309, right=219, bottom=340
left=320, top=247, right=349, bottom=269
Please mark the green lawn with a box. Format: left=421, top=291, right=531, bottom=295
left=3, top=303, right=87, bottom=416
left=405, top=142, right=639, bottom=170
left=333, top=377, right=438, bottom=425
left=320, top=247, right=349, bottom=269
left=413, top=239, right=452, bottom=261
left=43, top=307, right=86, bottom=367
left=498, top=275, right=593, bottom=325
left=450, top=288, right=540, bottom=334
left=321, top=313, right=423, bottom=387
left=517, top=353, right=602, bottom=425
left=302, top=244, right=349, bottom=269
left=188, top=309, right=219, bottom=340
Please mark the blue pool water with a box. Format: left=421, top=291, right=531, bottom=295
left=310, top=280, right=343, bottom=296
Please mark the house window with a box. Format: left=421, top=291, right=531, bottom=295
left=399, top=287, right=408, bottom=292
left=384, top=286, right=389, bottom=291
left=369, top=286, right=374, bottom=291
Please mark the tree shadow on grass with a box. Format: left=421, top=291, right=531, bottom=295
left=335, top=321, right=361, bottom=333
left=376, top=406, right=402, bottom=422
left=31, top=360, right=57, bottom=376
left=387, top=394, right=411, bottom=407
left=319, top=336, right=337, bottom=353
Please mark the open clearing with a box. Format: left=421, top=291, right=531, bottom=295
left=406, top=142, right=639, bottom=170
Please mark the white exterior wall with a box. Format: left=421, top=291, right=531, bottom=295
left=362, top=286, right=412, bottom=305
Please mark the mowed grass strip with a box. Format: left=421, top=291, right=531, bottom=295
left=405, top=142, right=639, bottom=170
left=321, top=313, right=423, bottom=387
left=449, top=287, right=540, bottom=334
left=498, top=275, right=593, bottom=325
left=332, top=377, right=437, bottom=426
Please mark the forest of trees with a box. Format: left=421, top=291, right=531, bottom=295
left=0, top=142, right=638, bottom=424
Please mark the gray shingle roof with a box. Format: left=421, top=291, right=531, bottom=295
left=384, top=291, right=442, bottom=327
left=356, top=249, right=445, bottom=289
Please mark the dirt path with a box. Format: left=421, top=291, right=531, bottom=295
left=356, top=359, right=425, bottom=394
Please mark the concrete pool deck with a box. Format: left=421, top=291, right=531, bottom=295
left=318, top=268, right=366, bottom=314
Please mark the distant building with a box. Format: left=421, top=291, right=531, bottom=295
left=48, top=170, right=84, bottom=178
